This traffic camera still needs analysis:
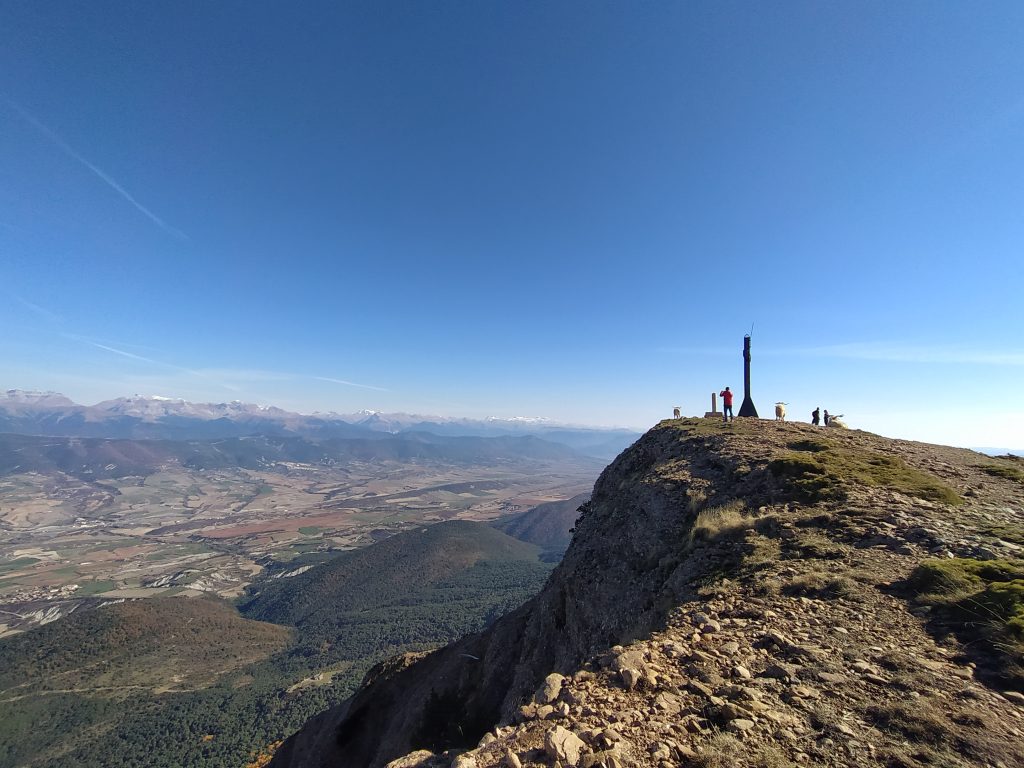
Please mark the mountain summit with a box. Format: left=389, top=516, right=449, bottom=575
left=270, top=418, right=1024, bottom=768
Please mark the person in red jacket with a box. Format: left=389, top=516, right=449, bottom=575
left=720, top=386, right=734, bottom=423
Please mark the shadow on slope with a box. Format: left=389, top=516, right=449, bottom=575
left=492, top=493, right=591, bottom=561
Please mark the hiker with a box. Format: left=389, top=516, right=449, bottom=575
left=823, top=409, right=830, bottom=427
left=720, top=386, right=734, bottom=423
left=812, top=407, right=820, bottom=426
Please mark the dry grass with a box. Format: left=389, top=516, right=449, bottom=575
left=693, top=733, right=796, bottom=768
left=692, top=733, right=745, bottom=768
left=794, top=529, right=850, bottom=560
left=867, top=700, right=949, bottom=744
left=747, top=536, right=782, bottom=569
left=782, top=570, right=857, bottom=600
left=688, top=489, right=708, bottom=514
left=689, top=500, right=751, bottom=546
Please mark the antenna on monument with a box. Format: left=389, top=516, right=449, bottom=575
left=738, top=331, right=758, bottom=418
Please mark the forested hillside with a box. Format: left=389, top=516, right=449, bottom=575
left=239, top=521, right=552, bottom=664
left=0, top=597, right=290, bottom=692
left=0, top=522, right=554, bottom=768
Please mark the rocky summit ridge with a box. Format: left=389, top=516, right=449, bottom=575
left=270, top=419, right=1024, bottom=768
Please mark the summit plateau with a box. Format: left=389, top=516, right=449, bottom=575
left=270, top=418, right=1024, bottom=768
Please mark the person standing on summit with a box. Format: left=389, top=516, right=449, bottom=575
left=720, top=386, right=734, bottom=423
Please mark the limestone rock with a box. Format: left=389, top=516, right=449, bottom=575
left=727, top=718, right=756, bottom=732
left=761, top=663, right=796, bottom=682
left=619, top=667, right=642, bottom=690
left=545, top=726, right=587, bottom=766
left=536, top=673, right=565, bottom=704
left=385, top=751, right=436, bottom=768
left=611, top=649, right=646, bottom=672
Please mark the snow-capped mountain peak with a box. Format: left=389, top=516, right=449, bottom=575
left=3, top=389, right=78, bottom=407
left=486, top=415, right=553, bottom=424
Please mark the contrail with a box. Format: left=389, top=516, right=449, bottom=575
left=11, top=293, right=63, bottom=324
left=314, top=376, right=390, bottom=392
left=85, top=340, right=164, bottom=365
left=64, top=335, right=241, bottom=392
left=5, top=99, right=189, bottom=241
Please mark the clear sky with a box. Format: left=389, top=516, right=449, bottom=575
left=1, top=2, right=1022, bottom=449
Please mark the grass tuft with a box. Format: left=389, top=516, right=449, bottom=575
left=867, top=700, right=949, bottom=744
left=905, top=557, right=1024, bottom=685
left=692, top=733, right=796, bottom=768
left=783, top=570, right=856, bottom=600
left=689, top=501, right=750, bottom=545
left=976, top=461, right=1024, bottom=484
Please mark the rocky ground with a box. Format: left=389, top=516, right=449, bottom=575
left=274, top=419, right=1024, bottom=768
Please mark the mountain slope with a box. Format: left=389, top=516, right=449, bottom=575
left=493, top=493, right=591, bottom=557
left=242, top=520, right=548, bottom=626
left=0, top=596, right=291, bottom=694
left=0, top=597, right=292, bottom=768
left=270, top=419, right=1024, bottom=768
left=236, top=521, right=554, bottom=698
left=0, top=523, right=556, bottom=768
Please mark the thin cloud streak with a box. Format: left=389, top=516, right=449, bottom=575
left=314, top=375, right=389, bottom=392
left=86, top=341, right=163, bottom=365
left=6, top=99, right=189, bottom=241
left=10, top=293, right=63, bottom=324
left=64, top=335, right=241, bottom=392
left=66, top=333, right=160, bottom=353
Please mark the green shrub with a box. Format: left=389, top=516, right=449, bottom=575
left=769, top=441, right=962, bottom=506
left=976, top=462, right=1024, bottom=483
left=787, top=439, right=831, bottom=453
left=909, top=558, right=1024, bottom=595
left=906, top=557, right=1024, bottom=685
left=977, top=581, right=1024, bottom=640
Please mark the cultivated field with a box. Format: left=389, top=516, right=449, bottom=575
left=0, top=456, right=597, bottom=636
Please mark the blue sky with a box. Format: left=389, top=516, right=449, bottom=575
left=1, top=2, right=1022, bottom=448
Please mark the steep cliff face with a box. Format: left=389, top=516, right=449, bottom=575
left=271, top=419, right=1024, bottom=768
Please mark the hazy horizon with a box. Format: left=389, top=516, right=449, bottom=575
left=4, top=383, right=1022, bottom=455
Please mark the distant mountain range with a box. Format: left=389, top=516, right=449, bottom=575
left=0, top=391, right=640, bottom=459
left=0, top=431, right=597, bottom=481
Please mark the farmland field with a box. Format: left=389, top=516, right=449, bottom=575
left=0, top=454, right=598, bottom=636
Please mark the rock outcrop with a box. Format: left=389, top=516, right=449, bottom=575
left=271, top=419, right=1024, bottom=768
